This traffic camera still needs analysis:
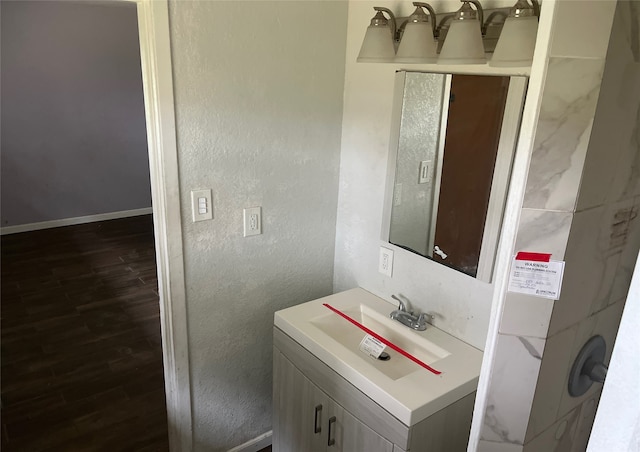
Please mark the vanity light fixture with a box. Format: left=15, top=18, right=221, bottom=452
left=357, top=7, right=397, bottom=63
left=438, top=0, right=486, bottom=65
left=490, top=0, right=540, bottom=67
left=434, top=14, right=455, bottom=53
left=395, top=2, right=438, bottom=64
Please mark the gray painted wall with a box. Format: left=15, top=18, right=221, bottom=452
left=168, top=1, right=348, bottom=450
left=1, top=1, right=151, bottom=227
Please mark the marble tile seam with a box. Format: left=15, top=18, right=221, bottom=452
left=546, top=297, right=626, bottom=343
left=493, top=330, right=550, bottom=341
left=518, top=207, right=577, bottom=214
left=543, top=317, right=585, bottom=341
left=523, top=405, right=582, bottom=449
left=547, top=55, right=607, bottom=62
left=574, top=190, right=640, bottom=213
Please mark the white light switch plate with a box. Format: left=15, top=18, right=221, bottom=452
left=419, top=160, right=431, bottom=184
left=191, top=189, right=213, bottom=222
left=379, top=246, right=394, bottom=277
left=243, top=207, right=262, bottom=237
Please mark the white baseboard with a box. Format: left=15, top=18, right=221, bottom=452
left=227, top=431, right=272, bottom=452
left=0, top=207, right=153, bottom=235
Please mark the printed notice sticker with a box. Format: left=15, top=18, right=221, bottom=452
left=508, top=253, right=565, bottom=300
left=359, top=334, right=386, bottom=359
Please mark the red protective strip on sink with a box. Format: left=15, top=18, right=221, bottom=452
left=322, top=303, right=441, bottom=375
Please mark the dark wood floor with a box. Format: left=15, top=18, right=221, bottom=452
left=1, top=215, right=169, bottom=451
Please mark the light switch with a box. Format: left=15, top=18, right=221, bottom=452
left=198, top=197, right=207, bottom=214
left=418, top=160, right=431, bottom=184
left=191, top=189, right=213, bottom=222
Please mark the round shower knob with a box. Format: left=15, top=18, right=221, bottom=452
left=568, top=335, right=608, bottom=397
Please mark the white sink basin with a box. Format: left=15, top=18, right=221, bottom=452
left=274, top=288, right=483, bottom=426
left=310, top=303, right=449, bottom=380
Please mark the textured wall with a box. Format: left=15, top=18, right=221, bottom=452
left=167, top=1, right=347, bottom=450
left=478, top=2, right=640, bottom=451
left=389, top=73, right=446, bottom=256
left=0, top=1, right=151, bottom=227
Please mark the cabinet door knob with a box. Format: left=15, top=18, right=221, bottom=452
left=327, top=416, right=337, bottom=446
left=314, top=404, right=323, bottom=434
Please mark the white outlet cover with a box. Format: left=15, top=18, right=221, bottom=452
left=379, top=246, right=394, bottom=277
left=243, top=206, right=262, bottom=237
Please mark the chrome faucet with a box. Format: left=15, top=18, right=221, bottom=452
left=390, top=294, right=431, bottom=331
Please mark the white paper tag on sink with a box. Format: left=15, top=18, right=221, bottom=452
left=359, top=334, right=386, bottom=359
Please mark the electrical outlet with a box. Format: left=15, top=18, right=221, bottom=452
left=191, top=189, right=213, bottom=222
left=243, top=207, right=262, bottom=237
left=379, top=246, right=394, bottom=277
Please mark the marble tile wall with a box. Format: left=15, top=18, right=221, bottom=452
left=481, top=53, right=609, bottom=447
left=577, top=1, right=640, bottom=211
left=524, top=326, right=578, bottom=440
left=479, top=1, right=640, bottom=450
left=498, top=210, right=572, bottom=339
left=477, top=439, right=523, bottom=452
left=480, top=334, right=545, bottom=445
left=549, top=0, right=616, bottom=59
left=522, top=58, right=604, bottom=212
left=548, top=201, right=627, bottom=336
left=523, top=4, right=640, bottom=449
left=522, top=391, right=601, bottom=452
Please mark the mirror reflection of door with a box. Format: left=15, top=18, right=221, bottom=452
left=433, top=75, right=509, bottom=277
left=386, top=71, right=526, bottom=281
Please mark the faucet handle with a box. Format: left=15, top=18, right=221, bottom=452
left=391, top=294, right=411, bottom=313
left=417, top=312, right=434, bottom=325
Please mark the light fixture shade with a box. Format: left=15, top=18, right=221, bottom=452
left=395, top=22, right=438, bottom=63
left=438, top=19, right=486, bottom=64
left=357, top=25, right=396, bottom=63
left=490, top=16, right=538, bottom=66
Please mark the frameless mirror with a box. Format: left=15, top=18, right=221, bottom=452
left=383, top=71, right=527, bottom=282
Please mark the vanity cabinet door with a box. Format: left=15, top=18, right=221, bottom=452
left=273, top=348, right=327, bottom=452
left=328, top=399, right=394, bottom=452
left=274, top=347, right=393, bottom=452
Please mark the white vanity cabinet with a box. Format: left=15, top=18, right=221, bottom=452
left=273, top=328, right=475, bottom=452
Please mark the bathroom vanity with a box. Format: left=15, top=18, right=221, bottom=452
left=272, top=289, right=483, bottom=451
